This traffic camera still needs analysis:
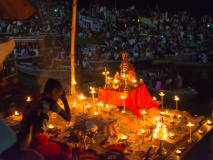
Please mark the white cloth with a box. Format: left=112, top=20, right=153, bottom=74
left=0, top=115, right=17, bottom=154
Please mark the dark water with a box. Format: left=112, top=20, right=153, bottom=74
left=17, top=65, right=213, bottom=117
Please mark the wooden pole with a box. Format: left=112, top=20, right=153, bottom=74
left=71, top=0, right=77, bottom=95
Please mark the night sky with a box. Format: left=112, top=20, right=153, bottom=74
left=78, top=0, right=213, bottom=18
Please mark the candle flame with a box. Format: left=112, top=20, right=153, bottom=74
left=105, top=104, right=108, bottom=108
left=90, top=87, right=96, bottom=93
left=121, top=96, right=126, bottom=99
left=26, top=96, right=31, bottom=102
left=207, top=120, right=212, bottom=124
left=174, top=96, right=179, bottom=101
left=187, top=122, right=194, bottom=127
left=94, top=111, right=98, bottom=115
left=176, top=150, right=181, bottom=154
left=178, top=115, right=181, bottom=118
left=122, top=110, right=126, bottom=113
left=15, top=111, right=19, bottom=116
left=48, top=124, right=54, bottom=129
left=72, top=81, right=77, bottom=84
left=141, top=129, right=146, bottom=134
left=166, top=111, right=168, bottom=115
left=114, top=78, right=118, bottom=83
left=153, top=97, right=157, bottom=101
left=141, top=110, right=147, bottom=114
left=122, top=135, right=128, bottom=139
left=169, top=133, right=175, bottom=137
left=132, top=79, right=137, bottom=83
left=159, top=92, right=165, bottom=96
left=73, top=102, right=76, bottom=107
left=100, top=102, right=103, bottom=106
left=80, top=94, right=85, bottom=100
left=199, top=130, right=203, bottom=134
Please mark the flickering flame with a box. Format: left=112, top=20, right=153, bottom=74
left=99, top=102, right=103, bottom=106
left=102, top=71, right=109, bottom=75
left=121, top=96, right=126, bottom=99
left=132, top=79, right=137, bottom=83
left=159, top=92, right=165, bottom=96
left=166, top=111, right=168, bottom=115
left=169, top=133, right=175, bottom=137
left=48, top=124, right=54, bottom=129
left=94, top=111, right=98, bottom=115
left=141, top=110, right=147, bottom=115
left=122, top=110, right=126, bottom=113
left=80, top=94, right=85, bottom=100
left=160, top=112, right=165, bottom=115
left=90, top=87, right=96, bottom=93
left=153, top=97, right=157, bottom=101
left=187, top=122, right=194, bottom=127
left=15, top=111, right=19, bottom=116
left=174, top=96, right=179, bottom=101
left=72, top=81, right=77, bottom=84
left=114, top=78, right=118, bottom=83
left=178, top=115, right=181, bottom=118
left=141, top=129, right=146, bottom=134
left=105, top=104, right=108, bottom=108
left=207, top=120, right=212, bottom=125
left=153, top=122, right=167, bottom=140
left=122, top=135, right=128, bottom=139
left=176, top=150, right=181, bottom=154
left=26, top=96, right=31, bottom=102
left=199, top=130, right=203, bottom=134
left=122, top=74, right=126, bottom=78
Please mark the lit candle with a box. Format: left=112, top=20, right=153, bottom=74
left=94, top=111, right=98, bottom=116
left=159, top=92, right=165, bottom=109
left=178, top=115, right=181, bottom=119
left=207, top=120, right=212, bottom=125
left=141, top=129, right=146, bottom=143
left=48, top=124, right=54, bottom=129
left=141, top=110, right=147, bottom=126
left=73, top=102, right=76, bottom=107
left=187, top=122, right=194, bottom=143
left=122, top=135, right=128, bottom=140
left=176, top=149, right=181, bottom=154
left=169, top=133, right=175, bottom=138
left=90, top=87, right=96, bottom=112
left=121, top=95, right=127, bottom=113
left=174, top=96, right=180, bottom=110
left=26, top=96, right=31, bottom=102
left=198, top=130, right=203, bottom=135
left=72, top=80, right=77, bottom=85
left=153, top=97, right=157, bottom=101
left=15, top=111, right=19, bottom=116
left=80, top=94, right=86, bottom=113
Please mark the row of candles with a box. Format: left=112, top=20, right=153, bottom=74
left=153, top=92, right=180, bottom=110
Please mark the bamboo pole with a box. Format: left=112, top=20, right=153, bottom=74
left=71, top=0, right=77, bottom=95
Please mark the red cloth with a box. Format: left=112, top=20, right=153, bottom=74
left=0, top=0, right=36, bottom=20
left=98, top=84, right=159, bottom=117
left=30, top=132, right=71, bottom=160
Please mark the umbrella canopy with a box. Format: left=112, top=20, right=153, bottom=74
left=0, top=37, right=15, bottom=64
left=0, top=0, right=36, bottom=20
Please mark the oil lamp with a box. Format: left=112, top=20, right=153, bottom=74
left=102, top=67, right=109, bottom=89
left=187, top=122, right=194, bottom=143
left=159, top=92, right=165, bottom=109
left=26, top=96, right=31, bottom=102
left=174, top=96, right=180, bottom=110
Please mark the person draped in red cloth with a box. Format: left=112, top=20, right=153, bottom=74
left=21, top=78, right=72, bottom=160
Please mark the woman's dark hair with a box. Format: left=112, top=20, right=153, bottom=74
left=43, top=78, right=63, bottom=94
